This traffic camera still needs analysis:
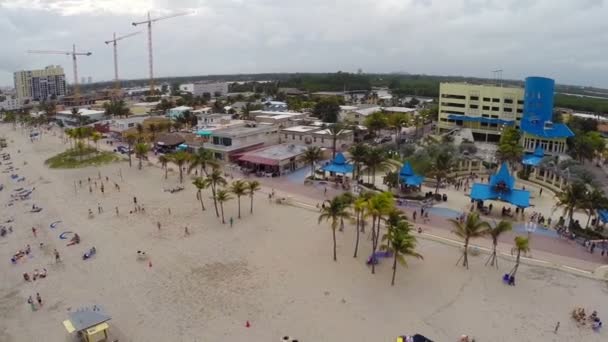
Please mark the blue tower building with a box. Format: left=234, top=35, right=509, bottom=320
left=520, top=76, right=573, bottom=155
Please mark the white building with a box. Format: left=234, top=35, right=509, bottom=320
left=280, top=125, right=354, bottom=151
left=0, top=96, right=25, bottom=111
left=339, top=104, right=382, bottom=124
left=203, top=123, right=279, bottom=161
left=107, top=116, right=147, bottom=134
left=55, top=108, right=105, bottom=126
left=193, top=82, right=229, bottom=97
left=167, top=106, right=193, bottom=119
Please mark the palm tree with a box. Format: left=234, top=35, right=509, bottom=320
left=485, top=220, right=512, bottom=268
left=363, top=147, right=391, bottom=185
left=509, top=236, right=530, bottom=278
left=230, top=180, right=248, bottom=219
left=247, top=180, right=261, bottom=214
left=215, top=189, right=232, bottom=224
left=327, top=123, right=345, bottom=159
left=555, top=182, right=587, bottom=227
left=124, top=133, right=137, bottom=168
left=367, top=192, right=395, bottom=274
left=188, top=147, right=219, bottom=176
left=428, top=148, right=457, bottom=194
left=148, top=123, right=158, bottom=143
left=318, top=196, right=351, bottom=261
left=352, top=197, right=368, bottom=258
left=167, top=150, right=191, bottom=183
left=349, top=143, right=369, bottom=182
left=136, top=123, right=144, bottom=142
left=582, top=189, right=607, bottom=228
left=302, top=146, right=323, bottom=180
left=134, top=143, right=149, bottom=170
left=192, top=177, right=207, bottom=211
left=206, top=169, right=227, bottom=217
left=449, top=212, right=490, bottom=269
left=158, top=155, right=169, bottom=179
left=91, top=131, right=102, bottom=153
left=381, top=220, right=423, bottom=286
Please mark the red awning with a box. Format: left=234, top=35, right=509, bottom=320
left=239, top=154, right=279, bottom=166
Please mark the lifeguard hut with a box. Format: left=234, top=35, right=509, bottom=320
left=62, top=307, right=112, bottom=342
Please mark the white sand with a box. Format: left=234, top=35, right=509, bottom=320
left=1, top=125, right=607, bottom=342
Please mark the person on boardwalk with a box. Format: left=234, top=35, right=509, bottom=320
left=554, top=321, right=560, bottom=334
left=133, top=196, right=138, bottom=205
left=97, top=203, right=103, bottom=214
left=184, top=226, right=190, bottom=236
left=36, top=293, right=42, bottom=306
left=31, top=227, right=37, bottom=238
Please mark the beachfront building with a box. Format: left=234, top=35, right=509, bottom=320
left=167, top=106, right=193, bottom=120
left=192, top=81, right=228, bottom=97
left=383, top=106, right=418, bottom=115
left=14, top=65, right=66, bottom=101
left=238, top=144, right=309, bottom=176
left=0, top=95, right=26, bottom=111
left=470, top=162, right=531, bottom=210
left=280, top=125, right=354, bottom=151
left=55, top=108, right=105, bottom=126
left=254, top=112, right=307, bottom=127
left=196, top=112, right=232, bottom=129
left=204, top=123, right=279, bottom=161
left=339, top=104, right=381, bottom=125
left=437, top=82, right=525, bottom=142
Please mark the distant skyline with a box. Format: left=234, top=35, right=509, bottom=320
left=2, top=0, right=608, bottom=88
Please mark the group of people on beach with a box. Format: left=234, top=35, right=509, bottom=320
left=572, top=307, right=603, bottom=330
left=22, top=268, right=47, bottom=282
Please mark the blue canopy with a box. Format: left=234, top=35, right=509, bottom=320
left=598, top=209, right=608, bottom=224
left=177, top=144, right=188, bottom=150
left=470, top=162, right=530, bottom=208
left=522, top=146, right=545, bottom=166
left=322, top=152, right=354, bottom=174
left=399, top=161, right=424, bottom=186
left=196, top=130, right=212, bottom=136
left=521, top=120, right=574, bottom=139
left=447, top=115, right=515, bottom=126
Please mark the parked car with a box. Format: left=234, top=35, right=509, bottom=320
left=115, top=146, right=132, bottom=154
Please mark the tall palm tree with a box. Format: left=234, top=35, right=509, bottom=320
left=428, top=148, right=457, bottom=194
left=327, top=123, right=345, bottom=159
left=124, top=133, right=137, bottom=168
left=335, top=192, right=355, bottom=231
left=136, top=123, right=145, bottom=142
left=215, top=189, right=232, bottom=224
left=302, top=146, right=323, bottom=179
left=134, top=143, right=149, bottom=170
left=349, top=143, right=369, bottom=182
left=485, top=220, right=512, bottom=268
left=381, top=220, right=423, bottom=286
left=167, top=150, right=191, bottom=183
left=352, top=196, right=369, bottom=258
left=318, top=196, right=351, bottom=261
left=230, top=180, right=248, bottom=219
left=205, top=169, right=227, bottom=218
left=555, top=182, right=587, bottom=227
left=188, top=147, right=219, bottom=177
left=192, top=177, right=207, bottom=211
left=158, top=154, right=169, bottom=179
left=91, top=131, right=102, bottom=153
left=364, top=147, right=391, bottom=185
left=148, top=123, right=158, bottom=143
left=509, top=236, right=530, bottom=278
left=247, top=180, right=261, bottom=214
left=449, top=212, right=490, bottom=269
left=367, top=192, right=395, bottom=274
left=582, top=189, right=607, bottom=228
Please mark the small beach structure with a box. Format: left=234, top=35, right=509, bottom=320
left=521, top=146, right=545, bottom=167
left=470, top=162, right=530, bottom=208
left=399, top=161, right=424, bottom=188
left=321, top=152, right=354, bottom=175
left=62, top=307, right=112, bottom=342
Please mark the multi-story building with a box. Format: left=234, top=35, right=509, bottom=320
left=203, top=123, right=279, bottom=161
left=280, top=125, right=354, bottom=151
left=14, top=65, right=66, bottom=101
left=0, top=96, right=25, bottom=111
left=192, top=82, right=228, bottom=97
left=437, top=83, right=525, bottom=142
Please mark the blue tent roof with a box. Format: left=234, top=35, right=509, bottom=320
left=520, top=120, right=574, bottom=139
left=196, top=130, right=212, bottom=136
left=522, top=146, right=545, bottom=166
left=321, top=152, right=354, bottom=174
left=598, top=209, right=608, bottom=223
left=399, top=161, right=424, bottom=186
left=447, top=115, right=515, bottom=126
left=470, top=162, right=530, bottom=207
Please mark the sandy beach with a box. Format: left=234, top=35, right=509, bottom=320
left=1, top=124, right=607, bottom=342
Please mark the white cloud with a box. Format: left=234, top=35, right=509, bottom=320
left=1, top=0, right=608, bottom=87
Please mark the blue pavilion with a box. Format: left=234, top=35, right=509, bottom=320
left=399, top=161, right=424, bottom=187
left=321, top=152, right=354, bottom=175
left=470, top=163, right=530, bottom=208
left=522, top=146, right=545, bottom=167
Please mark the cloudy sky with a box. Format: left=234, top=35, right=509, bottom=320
left=1, top=0, right=608, bottom=88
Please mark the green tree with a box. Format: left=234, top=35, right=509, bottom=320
left=509, top=236, right=530, bottom=278
left=192, top=177, right=208, bottom=211
left=230, top=180, right=248, bottom=219
left=381, top=219, right=423, bottom=286
left=582, top=188, right=607, bottom=228
left=188, top=147, right=219, bottom=177
left=496, top=127, right=523, bottom=166
left=363, top=147, right=391, bottom=185
left=326, top=123, right=346, bottom=159
left=364, top=112, right=388, bottom=136
left=302, top=146, right=323, bottom=179
left=349, top=143, right=369, bottom=182
left=124, top=133, right=137, bottom=168
left=312, top=97, right=341, bottom=123
left=352, top=196, right=369, bottom=258
left=167, top=150, right=191, bottom=183
left=214, top=189, right=232, bottom=224
left=158, top=154, right=169, bottom=179
left=205, top=169, right=227, bottom=218
left=427, top=147, right=457, bottom=194
left=449, top=212, right=490, bottom=269
left=555, top=181, right=587, bottom=227
left=91, top=131, right=102, bottom=153
left=246, top=180, right=261, bottom=214
left=103, top=99, right=130, bottom=118
left=485, top=221, right=512, bottom=268
left=367, top=192, right=395, bottom=274
left=134, top=143, right=149, bottom=170
left=318, top=196, right=351, bottom=261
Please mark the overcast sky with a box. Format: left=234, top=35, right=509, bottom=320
left=1, top=0, right=608, bottom=88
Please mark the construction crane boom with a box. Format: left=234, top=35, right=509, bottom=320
left=104, top=31, right=141, bottom=97
left=27, top=45, right=92, bottom=104
left=132, top=11, right=191, bottom=94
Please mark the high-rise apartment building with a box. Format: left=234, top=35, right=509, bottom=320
left=14, top=65, right=67, bottom=101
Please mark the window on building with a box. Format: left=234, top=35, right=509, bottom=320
left=441, top=94, right=466, bottom=99
left=482, top=114, right=489, bottom=118
left=222, top=137, right=232, bottom=146
left=480, top=122, right=488, bottom=127
left=440, top=118, right=448, bottom=122
left=482, top=106, right=490, bottom=110
left=441, top=102, right=466, bottom=108
left=483, top=97, right=491, bottom=101
left=455, top=120, right=463, bottom=126
left=517, top=109, right=523, bottom=113
left=504, top=108, right=512, bottom=112
left=213, top=136, right=220, bottom=145
left=313, top=137, right=317, bottom=142
left=321, top=138, right=324, bottom=143
left=517, top=100, right=524, bottom=105
left=299, top=135, right=302, bottom=141
left=470, top=96, right=479, bottom=101
left=504, top=99, right=513, bottom=104
left=491, top=115, right=499, bottom=118
left=491, top=107, right=499, bottom=111
left=490, top=123, right=498, bottom=127
left=284, top=134, right=288, bottom=139
left=470, top=104, right=478, bottom=109
left=292, top=134, right=295, bottom=139
left=492, top=98, right=500, bottom=103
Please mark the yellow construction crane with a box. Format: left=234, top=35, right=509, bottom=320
left=132, top=11, right=190, bottom=95
left=104, top=31, right=141, bottom=98
left=28, top=45, right=92, bottom=105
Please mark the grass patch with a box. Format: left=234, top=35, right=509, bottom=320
left=45, top=147, right=121, bottom=169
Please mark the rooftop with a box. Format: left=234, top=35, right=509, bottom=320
left=281, top=125, right=319, bottom=133
left=57, top=108, right=104, bottom=117
left=169, top=106, right=193, bottom=111
left=211, top=123, right=275, bottom=138
left=383, top=106, right=417, bottom=113
left=242, top=144, right=308, bottom=162
left=314, top=128, right=353, bottom=136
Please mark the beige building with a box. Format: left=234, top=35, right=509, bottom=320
left=280, top=125, right=354, bottom=151
left=437, top=83, right=524, bottom=142
left=14, top=65, right=66, bottom=101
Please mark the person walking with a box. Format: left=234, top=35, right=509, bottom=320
left=157, top=221, right=161, bottom=230
left=230, top=217, right=234, bottom=228
left=36, top=293, right=42, bottom=306
left=115, top=206, right=119, bottom=216
left=27, top=296, right=36, bottom=311
left=31, top=227, right=37, bottom=238
left=554, top=321, right=560, bottom=334
left=54, top=249, right=61, bottom=263
left=184, top=226, right=190, bottom=236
